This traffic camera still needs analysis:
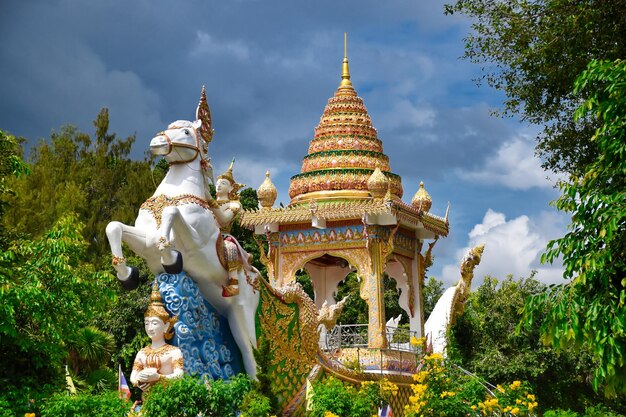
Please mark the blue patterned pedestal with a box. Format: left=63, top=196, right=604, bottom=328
left=156, top=272, right=242, bottom=380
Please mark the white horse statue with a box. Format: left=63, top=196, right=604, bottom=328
left=105, top=88, right=259, bottom=377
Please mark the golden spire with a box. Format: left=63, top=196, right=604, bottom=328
left=411, top=181, right=433, bottom=212
left=337, top=32, right=355, bottom=96
left=258, top=170, right=278, bottom=209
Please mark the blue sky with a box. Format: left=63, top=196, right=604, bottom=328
left=0, top=0, right=567, bottom=287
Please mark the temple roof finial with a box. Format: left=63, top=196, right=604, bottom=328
left=337, top=32, right=355, bottom=95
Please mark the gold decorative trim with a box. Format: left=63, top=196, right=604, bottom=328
left=141, top=194, right=211, bottom=227
left=279, top=248, right=372, bottom=287
left=241, top=199, right=449, bottom=237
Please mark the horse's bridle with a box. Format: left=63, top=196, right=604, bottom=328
left=157, top=126, right=201, bottom=165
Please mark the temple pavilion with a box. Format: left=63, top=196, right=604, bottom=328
left=240, top=36, right=449, bottom=352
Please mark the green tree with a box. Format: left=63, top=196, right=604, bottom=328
left=383, top=275, right=409, bottom=325
left=67, top=326, right=116, bottom=375
left=335, top=272, right=369, bottom=324
left=449, top=276, right=612, bottom=411
left=0, top=215, right=117, bottom=413
left=5, top=108, right=154, bottom=262
left=0, top=131, right=28, bottom=222
left=444, top=0, right=626, bottom=176
left=423, top=276, right=444, bottom=320
left=522, top=60, right=626, bottom=396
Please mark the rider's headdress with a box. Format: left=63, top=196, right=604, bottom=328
left=217, top=159, right=245, bottom=197
left=145, top=282, right=176, bottom=340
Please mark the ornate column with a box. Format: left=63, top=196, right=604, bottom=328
left=365, top=225, right=397, bottom=349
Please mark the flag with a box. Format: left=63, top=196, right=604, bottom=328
left=118, top=364, right=132, bottom=400
left=65, top=365, right=77, bottom=395
left=379, top=404, right=393, bottom=417
left=305, top=378, right=314, bottom=411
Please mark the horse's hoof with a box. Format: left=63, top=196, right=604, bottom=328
left=162, top=250, right=183, bottom=274
left=119, top=266, right=140, bottom=291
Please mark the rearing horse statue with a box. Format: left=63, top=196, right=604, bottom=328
left=105, top=88, right=259, bottom=377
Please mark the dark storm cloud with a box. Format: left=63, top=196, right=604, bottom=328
left=0, top=0, right=479, bottom=171
left=0, top=0, right=566, bottom=283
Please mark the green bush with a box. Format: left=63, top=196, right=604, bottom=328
left=583, top=404, right=626, bottom=417
left=0, top=382, right=58, bottom=417
left=240, top=390, right=272, bottom=417
left=141, top=376, right=210, bottom=417
left=205, top=374, right=252, bottom=417
left=309, top=377, right=385, bottom=417
left=141, top=374, right=252, bottom=417
left=39, top=391, right=129, bottom=417
left=544, top=410, right=579, bottom=417
left=0, top=399, right=13, bottom=417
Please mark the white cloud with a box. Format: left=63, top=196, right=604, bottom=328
left=440, top=209, right=566, bottom=287
left=191, top=31, right=250, bottom=60
left=460, top=135, right=563, bottom=190
left=378, top=99, right=436, bottom=131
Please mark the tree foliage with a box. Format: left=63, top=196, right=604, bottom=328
left=4, top=108, right=154, bottom=262
left=449, top=276, right=616, bottom=411
left=0, top=131, right=28, bottom=222
left=423, top=276, right=445, bottom=320
left=522, top=60, right=626, bottom=396
left=0, top=213, right=118, bottom=412
left=444, top=0, right=626, bottom=175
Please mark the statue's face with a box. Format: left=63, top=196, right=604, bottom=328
left=216, top=178, right=233, bottom=196
left=144, top=316, right=167, bottom=339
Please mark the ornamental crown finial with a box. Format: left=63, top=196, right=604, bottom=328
left=337, top=32, right=355, bottom=96
left=258, top=170, right=278, bottom=209
left=145, top=282, right=169, bottom=321
left=217, top=159, right=244, bottom=195
left=144, top=281, right=176, bottom=340
left=367, top=164, right=389, bottom=199
left=412, top=180, right=433, bottom=212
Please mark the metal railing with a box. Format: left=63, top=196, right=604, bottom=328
left=322, top=324, right=420, bottom=353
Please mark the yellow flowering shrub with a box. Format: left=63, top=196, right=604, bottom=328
left=404, top=354, right=539, bottom=417
left=476, top=380, right=538, bottom=416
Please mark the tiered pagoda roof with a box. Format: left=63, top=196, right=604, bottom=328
left=241, top=37, right=449, bottom=237
left=288, top=42, right=402, bottom=204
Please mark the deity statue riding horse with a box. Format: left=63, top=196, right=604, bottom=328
left=106, top=88, right=260, bottom=376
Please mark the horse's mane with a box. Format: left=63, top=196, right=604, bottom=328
left=168, top=120, right=195, bottom=129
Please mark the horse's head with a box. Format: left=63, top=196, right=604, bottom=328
left=151, top=120, right=205, bottom=164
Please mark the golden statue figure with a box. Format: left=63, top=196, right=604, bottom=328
left=209, top=160, right=253, bottom=297
left=131, top=283, right=184, bottom=392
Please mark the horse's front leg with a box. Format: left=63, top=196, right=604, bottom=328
left=105, top=221, right=147, bottom=290
left=158, top=207, right=203, bottom=273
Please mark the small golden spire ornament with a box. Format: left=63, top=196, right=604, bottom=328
left=411, top=181, right=433, bottom=212
left=258, top=170, right=278, bottom=209
left=367, top=165, right=389, bottom=199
